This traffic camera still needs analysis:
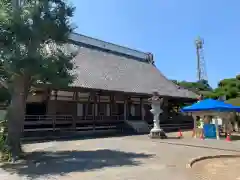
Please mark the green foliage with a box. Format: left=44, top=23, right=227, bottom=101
left=226, top=87, right=238, bottom=99
left=0, top=0, right=77, bottom=88
left=214, top=77, right=240, bottom=100
left=173, top=74, right=240, bottom=101
left=218, top=78, right=238, bottom=87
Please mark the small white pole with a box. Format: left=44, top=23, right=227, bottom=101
left=215, top=116, right=220, bottom=140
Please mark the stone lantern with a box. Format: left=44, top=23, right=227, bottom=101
left=148, top=92, right=167, bottom=139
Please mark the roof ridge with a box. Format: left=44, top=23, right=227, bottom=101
left=69, top=32, right=152, bottom=62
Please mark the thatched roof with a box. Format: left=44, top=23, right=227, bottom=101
left=68, top=33, right=197, bottom=99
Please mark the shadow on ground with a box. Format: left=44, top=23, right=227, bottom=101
left=0, top=149, right=154, bottom=179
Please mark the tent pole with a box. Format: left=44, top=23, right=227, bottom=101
left=215, top=115, right=220, bottom=140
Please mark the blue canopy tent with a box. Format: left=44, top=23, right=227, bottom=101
left=181, top=99, right=240, bottom=139
left=181, top=99, right=240, bottom=113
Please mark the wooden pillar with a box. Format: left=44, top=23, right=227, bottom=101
left=130, top=104, right=135, bottom=116
left=96, top=92, right=100, bottom=118
left=93, top=92, right=96, bottom=131
left=45, top=88, right=51, bottom=114
left=86, top=92, right=91, bottom=120
left=106, top=104, right=110, bottom=116
left=72, top=90, right=78, bottom=131
left=110, top=93, right=114, bottom=118
left=109, top=93, right=112, bottom=117
left=124, top=96, right=127, bottom=121
left=53, top=90, right=58, bottom=131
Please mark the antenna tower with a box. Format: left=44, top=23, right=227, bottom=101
left=195, top=37, right=207, bottom=81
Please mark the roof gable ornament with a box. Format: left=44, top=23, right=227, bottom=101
left=147, top=53, right=154, bottom=65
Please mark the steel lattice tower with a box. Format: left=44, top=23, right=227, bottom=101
left=195, top=37, right=207, bottom=81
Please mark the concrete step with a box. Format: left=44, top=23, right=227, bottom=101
left=124, top=120, right=150, bottom=133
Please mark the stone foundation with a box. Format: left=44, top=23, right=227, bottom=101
left=149, top=129, right=167, bottom=139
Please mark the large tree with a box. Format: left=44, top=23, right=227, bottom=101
left=205, top=75, right=240, bottom=100
left=0, top=0, right=76, bottom=157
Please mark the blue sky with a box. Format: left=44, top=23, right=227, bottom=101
left=70, top=0, right=240, bottom=88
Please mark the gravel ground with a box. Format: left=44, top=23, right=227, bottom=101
left=0, top=133, right=239, bottom=180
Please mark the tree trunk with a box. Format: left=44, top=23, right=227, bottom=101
left=7, top=75, right=29, bottom=158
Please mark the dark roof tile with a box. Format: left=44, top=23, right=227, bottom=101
left=70, top=45, right=197, bottom=99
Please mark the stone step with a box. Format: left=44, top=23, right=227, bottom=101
left=124, top=120, right=150, bottom=133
